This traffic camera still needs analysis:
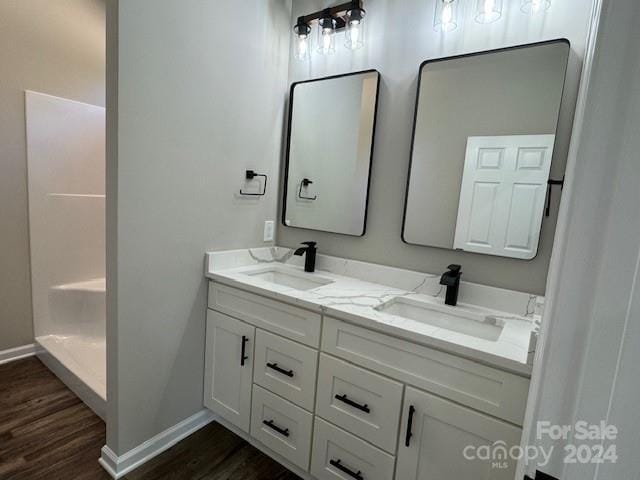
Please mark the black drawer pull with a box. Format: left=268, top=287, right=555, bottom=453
left=405, top=405, right=416, bottom=447
left=240, top=335, right=249, bottom=366
left=266, top=362, right=294, bottom=378
left=262, top=419, right=289, bottom=437
left=335, top=394, right=370, bottom=413
left=329, top=459, right=363, bottom=480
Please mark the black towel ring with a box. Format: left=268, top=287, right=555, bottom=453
left=240, top=170, right=267, bottom=196
left=298, top=178, right=317, bottom=200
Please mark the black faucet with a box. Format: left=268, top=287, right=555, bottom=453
left=294, top=241, right=317, bottom=273
left=440, top=264, right=462, bottom=306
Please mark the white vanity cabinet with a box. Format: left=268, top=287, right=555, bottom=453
left=204, top=281, right=530, bottom=480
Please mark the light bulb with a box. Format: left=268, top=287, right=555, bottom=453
left=475, top=0, right=502, bottom=23
left=350, top=24, right=360, bottom=45
left=297, top=35, right=309, bottom=59
left=345, top=8, right=366, bottom=50
left=317, top=15, right=336, bottom=55
left=322, top=29, right=332, bottom=52
left=293, top=20, right=311, bottom=61
left=434, top=0, right=459, bottom=32
left=521, top=0, right=551, bottom=14
left=484, top=0, right=495, bottom=14
left=442, top=4, right=453, bottom=25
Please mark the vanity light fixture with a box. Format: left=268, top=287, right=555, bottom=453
left=345, top=6, right=366, bottom=50
left=292, top=0, right=366, bottom=61
left=434, top=0, right=460, bottom=32
left=293, top=18, right=312, bottom=61
left=521, top=0, right=551, bottom=14
left=318, top=11, right=337, bottom=55
left=475, top=0, right=502, bottom=23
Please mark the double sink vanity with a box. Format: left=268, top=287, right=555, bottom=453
left=203, top=35, right=572, bottom=480
left=203, top=247, right=539, bottom=480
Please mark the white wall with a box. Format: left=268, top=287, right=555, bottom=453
left=278, top=0, right=594, bottom=295
left=107, top=0, right=291, bottom=454
left=524, top=0, right=640, bottom=477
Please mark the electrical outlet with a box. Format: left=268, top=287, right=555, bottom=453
left=263, top=220, right=275, bottom=242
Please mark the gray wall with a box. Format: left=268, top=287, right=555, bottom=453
left=278, top=0, right=593, bottom=295
left=107, top=0, right=291, bottom=454
left=0, top=0, right=105, bottom=351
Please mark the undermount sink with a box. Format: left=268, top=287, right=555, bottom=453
left=242, top=265, right=334, bottom=291
left=376, top=297, right=504, bottom=341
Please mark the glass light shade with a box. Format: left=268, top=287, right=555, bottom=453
left=293, top=23, right=311, bottom=61
left=345, top=8, right=366, bottom=50
left=434, top=0, right=460, bottom=33
left=475, top=0, right=502, bottom=23
left=317, top=16, right=337, bottom=55
left=521, top=0, right=551, bottom=14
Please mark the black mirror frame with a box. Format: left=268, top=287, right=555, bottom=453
left=400, top=38, right=571, bottom=261
left=281, top=69, right=381, bottom=237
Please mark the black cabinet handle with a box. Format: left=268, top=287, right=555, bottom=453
left=335, top=394, right=370, bottom=413
left=240, top=335, right=249, bottom=366
left=266, top=362, right=294, bottom=378
left=405, top=405, right=416, bottom=447
left=262, top=419, right=289, bottom=437
left=329, top=459, right=363, bottom=480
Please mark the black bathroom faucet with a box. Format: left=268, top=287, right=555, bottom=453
left=294, top=241, right=317, bottom=273
left=440, top=264, right=462, bottom=306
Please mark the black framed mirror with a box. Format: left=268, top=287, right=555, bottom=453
left=282, top=69, right=380, bottom=236
left=402, top=40, right=570, bottom=260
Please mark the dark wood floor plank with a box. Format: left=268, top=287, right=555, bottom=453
left=0, top=357, right=302, bottom=480
left=0, top=357, right=109, bottom=480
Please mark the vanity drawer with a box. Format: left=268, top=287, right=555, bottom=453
left=250, top=384, right=313, bottom=471
left=321, top=317, right=530, bottom=425
left=253, top=329, right=318, bottom=411
left=209, top=282, right=321, bottom=347
left=316, top=354, right=403, bottom=453
left=310, top=417, right=395, bottom=480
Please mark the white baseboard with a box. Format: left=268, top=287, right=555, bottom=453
left=0, top=343, right=38, bottom=365
left=99, top=409, right=215, bottom=479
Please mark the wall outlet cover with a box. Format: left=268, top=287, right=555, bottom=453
left=263, top=221, right=275, bottom=242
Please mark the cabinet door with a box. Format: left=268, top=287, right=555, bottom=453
left=397, top=387, right=522, bottom=480
left=204, top=310, right=254, bottom=433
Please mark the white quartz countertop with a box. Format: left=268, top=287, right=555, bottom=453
left=205, top=248, right=539, bottom=377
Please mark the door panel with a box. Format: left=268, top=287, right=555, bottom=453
left=397, top=387, right=522, bottom=480
left=454, top=135, right=555, bottom=259
left=204, top=310, right=254, bottom=432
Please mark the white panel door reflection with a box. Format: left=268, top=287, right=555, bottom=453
left=453, top=135, right=555, bottom=259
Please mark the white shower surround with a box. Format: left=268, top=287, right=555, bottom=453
left=25, top=91, right=106, bottom=418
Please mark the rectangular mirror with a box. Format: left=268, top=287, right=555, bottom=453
left=282, top=70, right=380, bottom=236
left=402, top=40, right=570, bottom=260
